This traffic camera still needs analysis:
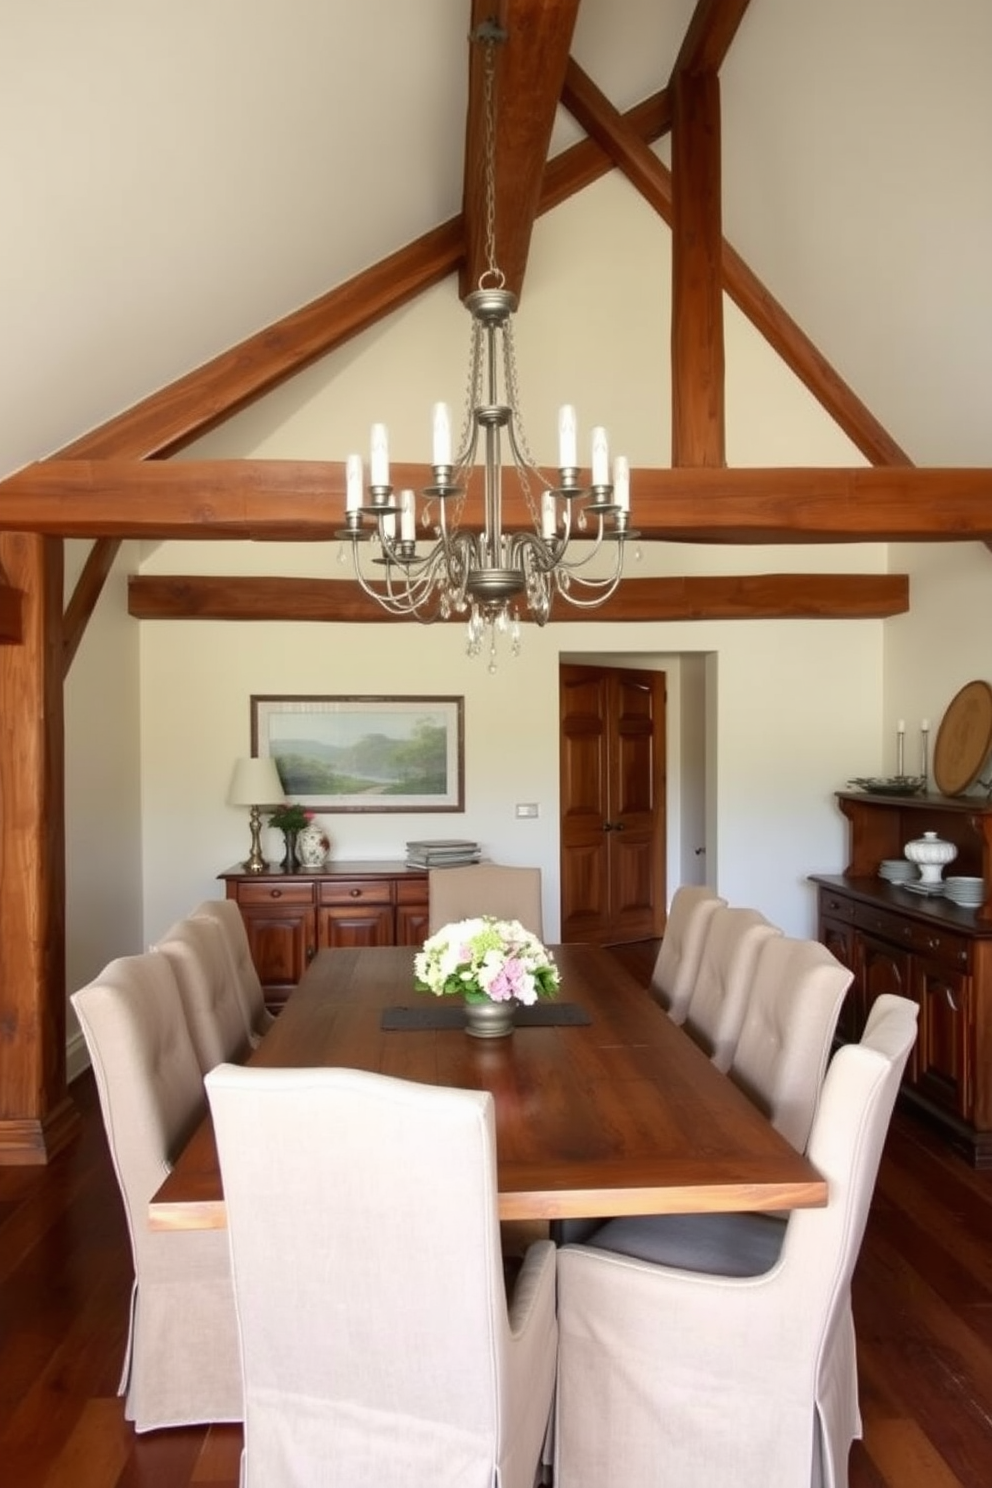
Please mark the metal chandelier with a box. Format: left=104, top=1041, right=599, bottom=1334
left=338, top=20, right=635, bottom=668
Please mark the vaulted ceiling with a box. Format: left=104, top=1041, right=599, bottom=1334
left=3, top=0, right=992, bottom=627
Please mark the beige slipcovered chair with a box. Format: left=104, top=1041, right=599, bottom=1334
left=729, top=933, right=854, bottom=1150
left=205, top=1063, right=558, bottom=1488
left=154, top=914, right=252, bottom=1074
left=428, top=863, right=544, bottom=938
left=682, top=905, right=781, bottom=1071
left=554, top=994, right=918, bottom=1488
left=71, top=953, right=242, bottom=1431
left=649, top=885, right=727, bottom=1022
left=191, top=897, right=275, bottom=1044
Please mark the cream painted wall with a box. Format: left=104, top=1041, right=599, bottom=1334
left=64, top=539, right=144, bottom=1072
left=136, top=176, right=888, bottom=946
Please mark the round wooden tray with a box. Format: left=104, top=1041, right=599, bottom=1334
left=933, top=680, right=992, bottom=795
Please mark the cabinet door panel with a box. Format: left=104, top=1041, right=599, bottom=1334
left=242, top=908, right=316, bottom=1007
left=396, top=903, right=430, bottom=946
left=820, top=917, right=861, bottom=1043
left=860, top=932, right=918, bottom=1082
left=319, top=905, right=394, bottom=948
left=916, top=958, right=972, bottom=1120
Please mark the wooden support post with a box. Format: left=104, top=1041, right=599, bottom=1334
left=0, top=534, right=78, bottom=1162
left=671, top=68, right=726, bottom=466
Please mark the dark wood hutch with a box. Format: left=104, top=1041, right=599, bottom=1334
left=811, top=789, right=992, bottom=1167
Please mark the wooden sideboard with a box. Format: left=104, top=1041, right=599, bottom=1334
left=812, top=789, right=992, bottom=1166
left=220, top=861, right=429, bottom=1007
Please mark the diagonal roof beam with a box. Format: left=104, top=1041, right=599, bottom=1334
left=672, top=0, right=755, bottom=77
left=560, top=60, right=912, bottom=468
left=460, top=0, right=581, bottom=302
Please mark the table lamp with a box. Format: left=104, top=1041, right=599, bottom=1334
left=227, top=756, right=285, bottom=873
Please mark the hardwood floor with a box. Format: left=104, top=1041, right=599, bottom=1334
left=3, top=943, right=992, bottom=1486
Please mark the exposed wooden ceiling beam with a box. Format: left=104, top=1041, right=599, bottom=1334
left=461, top=0, right=581, bottom=301
left=560, top=61, right=912, bottom=468
left=62, top=539, right=121, bottom=676
left=673, top=0, right=755, bottom=76
left=126, top=572, right=908, bottom=624
left=4, top=459, right=992, bottom=542
left=671, top=68, right=725, bottom=466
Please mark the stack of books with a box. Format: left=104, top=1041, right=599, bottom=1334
left=405, top=838, right=481, bottom=869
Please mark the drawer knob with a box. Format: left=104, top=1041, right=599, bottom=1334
left=350, top=888, right=361, bottom=898
left=270, top=889, right=282, bottom=899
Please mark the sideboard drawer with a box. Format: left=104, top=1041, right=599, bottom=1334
left=320, top=879, right=393, bottom=907
left=236, top=882, right=316, bottom=907
left=818, top=888, right=856, bottom=922
left=905, top=921, right=971, bottom=970
left=853, top=901, right=913, bottom=945
left=396, top=877, right=429, bottom=905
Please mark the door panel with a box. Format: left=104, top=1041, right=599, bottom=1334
left=559, top=663, right=666, bottom=944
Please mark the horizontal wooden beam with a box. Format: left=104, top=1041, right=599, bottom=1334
left=0, top=583, right=23, bottom=642
left=127, top=572, right=907, bottom=624
left=4, top=460, right=992, bottom=542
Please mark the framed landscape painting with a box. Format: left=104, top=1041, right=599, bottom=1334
left=251, top=695, right=465, bottom=813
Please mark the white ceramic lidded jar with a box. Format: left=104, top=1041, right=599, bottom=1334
left=904, top=830, right=957, bottom=884
left=296, top=820, right=328, bottom=869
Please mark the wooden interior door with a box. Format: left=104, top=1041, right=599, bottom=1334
left=559, top=663, right=666, bottom=944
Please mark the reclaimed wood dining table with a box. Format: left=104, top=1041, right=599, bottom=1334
left=149, top=943, right=826, bottom=1229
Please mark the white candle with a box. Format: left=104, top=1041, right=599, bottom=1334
left=922, top=718, right=930, bottom=732
left=591, top=426, right=609, bottom=486
left=613, top=455, right=630, bottom=511
left=381, top=509, right=396, bottom=541
left=432, top=403, right=452, bottom=466
left=370, top=423, right=389, bottom=486
left=558, top=405, right=577, bottom=468
left=399, top=489, right=416, bottom=542
left=897, top=719, right=905, bottom=734
left=541, top=491, right=557, bottom=540
left=345, top=453, right=363, bottom=513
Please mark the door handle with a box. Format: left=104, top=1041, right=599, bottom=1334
left=602, top=821, right=625, bottom=832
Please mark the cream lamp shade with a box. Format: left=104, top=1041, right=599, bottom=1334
left=227, top=756, right=285, bottom=808
left=228, top=756, right=285, bottom=873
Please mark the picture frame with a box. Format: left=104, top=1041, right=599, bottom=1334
left=250, top=695, right=465, bottom=813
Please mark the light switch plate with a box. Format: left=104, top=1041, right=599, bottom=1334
left=515, top=802, right=539, bottom=819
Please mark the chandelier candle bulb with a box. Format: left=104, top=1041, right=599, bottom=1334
left=541, top=491, right=556, bottom=539
left=345, top=454, right=364, bottom=513
left=558, top=404, right=577, bottom=469
left=370, top=423, right=389, bottom=487
left=399, top=489, right=416, bottom=542
left=897, top=719, right=905, bottom=777
left=591, top=427, right=609, bottom=486
left=613, top=455, right=630, bottom=511
left=432, top=403, right=452, bottom=467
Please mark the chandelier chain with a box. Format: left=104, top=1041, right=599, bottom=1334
left=480, top=34, right=503, bottom=291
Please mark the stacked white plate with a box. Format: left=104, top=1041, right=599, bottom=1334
left=878, top=858, right=916, bottom=883
left=943, top=876, right=985, bottom=908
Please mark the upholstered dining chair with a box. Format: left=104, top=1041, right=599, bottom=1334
left=729, top=932, right=854, bottom=1150
left=205, top=1063, right=558, bottom=1488
left=554, top=994, right=918, bottom=1488
left=154, top=914, right=252, bottom=1073
left=428, top=862, right=544, bottom=938
left=71, top=952, right=242, bottom=1431
left=649, top=884, right=727, bottom=1022
left=681, top=905, right=781, bottom=1071
left=191, top=897, right=275, bottom=1044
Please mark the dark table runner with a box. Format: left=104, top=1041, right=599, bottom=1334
left=381, top=1002, right=591, bottom=1031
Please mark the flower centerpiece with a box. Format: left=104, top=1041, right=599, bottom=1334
left=414, top=916, right=560, bottom=1038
